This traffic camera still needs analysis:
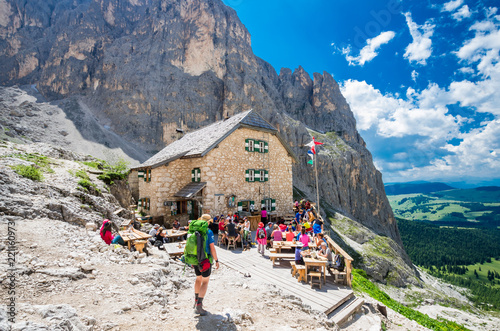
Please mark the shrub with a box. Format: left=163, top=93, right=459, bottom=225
left=97, top=158, right=130, bottom=185
left=5, top=153, right=54, bottom=173
left=352, top=269, right=469, bottom=331
left=12, top=164, right=44, bottom=181
left=78, top=178, right=101, bottom=195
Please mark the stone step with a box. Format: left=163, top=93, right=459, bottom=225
left=330, top=296, right=364, bottom=326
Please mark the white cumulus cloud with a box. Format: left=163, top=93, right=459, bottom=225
left=340, top=80, right=458, bottom=139
left=452, top=5, right=472, bottom=21
left=341, top=31, right=396, bottom=66
left=442, top=0, right=463, bottom=12
left=403, top=12, right=435, bottom=65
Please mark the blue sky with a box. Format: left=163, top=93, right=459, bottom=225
left=223, top=0, right=500, bottom=187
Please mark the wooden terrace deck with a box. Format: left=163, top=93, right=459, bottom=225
left=215, top=246, right=354, bottom=316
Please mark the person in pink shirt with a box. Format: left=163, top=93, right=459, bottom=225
left=255, top=222, right=267, bottom=255
left=298, top=227, right=310, bottom=246
left=261, top=207, right=268, bottom=224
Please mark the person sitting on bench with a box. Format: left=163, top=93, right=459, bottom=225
left=318, top=242, right=333, bottom=267
left=295, top=245, right=310, bottom=265
left=225, top=218, right=240, bottom=244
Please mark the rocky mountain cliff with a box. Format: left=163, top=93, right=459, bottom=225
left=0, top=0, right=413, bottom=281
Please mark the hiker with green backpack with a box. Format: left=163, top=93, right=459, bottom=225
left=183, top=214, right=219, bottom=316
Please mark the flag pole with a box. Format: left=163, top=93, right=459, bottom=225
left=314, top=150, right=320, bottom=216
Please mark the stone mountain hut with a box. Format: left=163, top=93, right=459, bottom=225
left=129, top=110, right=296, bottom=226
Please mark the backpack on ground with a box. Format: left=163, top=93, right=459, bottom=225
left=333, top=254, right=345, bottom=271
left=183, top=220, right=212, bottom=270
left=258, top=228, right=265, bottom=239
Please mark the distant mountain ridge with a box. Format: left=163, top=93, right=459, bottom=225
left=385, top=182, right=455, bottom=195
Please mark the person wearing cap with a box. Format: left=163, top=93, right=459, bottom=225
left=148, top=224, right=160, bottom=245
left=193, top=214, right=219, bottom=316
left=255, top=222, right=267, bottom=255
left=318, top=241, right=333, bottom=267
left=149, top=224, right=160, bottom=236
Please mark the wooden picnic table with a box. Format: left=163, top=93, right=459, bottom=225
left=163, top=229, right=187, bottom=242
left=163, top=241, right=186, bottom=257
left=273, top=241, right=317, bottom=251
left=119, top=228, right=152, bottom=250
left=303, top=257, right=328, bottom=285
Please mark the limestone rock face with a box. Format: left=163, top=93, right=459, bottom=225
left=0, top=0, right=409, bottom=268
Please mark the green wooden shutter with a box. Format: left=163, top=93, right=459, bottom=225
left=254, top=140, right=261, bottom=153
left=264, top=170, right=269, bottom=182
left=271, top=198, right=276, bottom=211
left=245, top=139, right=249, bottom=151
left=261, top=199, right=265, bottom=209
left=245, top=169, right=249, bottom=182
left=264, top=141, right=269, bottom=153
left=250, top=169, right=255, bottom=182
left=255, top=169, right=261, bottom=181
left=192, top=168, right=201, bottom=182
left=237, top=201, right=243, bottom=212
left=138, top=170, right=144, bottom=178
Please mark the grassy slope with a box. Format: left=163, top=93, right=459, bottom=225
left=352, top=269, right=469, bottom=331
left=388, top=193, right=500, bottom=223
left=463, top=258, right=500, bottom=285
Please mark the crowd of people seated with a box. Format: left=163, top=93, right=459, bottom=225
left=99, top=198, right=345, bottom=272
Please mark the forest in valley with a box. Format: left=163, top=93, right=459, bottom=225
left=397, top=218, right=500, bottom=310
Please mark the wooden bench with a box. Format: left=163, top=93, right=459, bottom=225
left=296, top=265, right=306, bottom=282
left=134, top=240, right=147, bottom=253
left=290, top=261, right=297, bottom=277
left=324, top=234, right=354, bottom=286
left=330, top=268, right=347, bottom=285
left=268, top=253, right=295, bottom=266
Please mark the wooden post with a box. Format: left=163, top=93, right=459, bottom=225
left=314, top=152, right=320, bottom=216
left=346, top=260, right=352, bottom=286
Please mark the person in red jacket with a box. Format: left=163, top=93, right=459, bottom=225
left=100, top=220, right=114, bottom=245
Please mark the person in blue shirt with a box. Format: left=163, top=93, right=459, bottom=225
left=192, top=214, right=219, bottom=316
left=295, top=210, right=301, bottom=223
left=312, top=218, right=323, bottom=235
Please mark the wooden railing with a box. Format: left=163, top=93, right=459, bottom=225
left=324, top=234, right=353, bottom=287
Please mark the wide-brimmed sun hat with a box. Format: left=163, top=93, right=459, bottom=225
left=258, top=222, right=264, bottom=227
left=200, top=214, right=212, bottom=221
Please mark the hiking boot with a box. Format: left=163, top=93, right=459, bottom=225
left=195, top=304, right=208, bottom=316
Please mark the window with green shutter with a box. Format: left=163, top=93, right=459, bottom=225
left=237, top=201, right=243, bottom=212
left=245, top=169, right=255, bottom=182
left=245, top=139, right=268, bottom=153
left=191, top=168, right=201, bottom=182
left=259, top=141, right=265, bottom=153
left=254, top=140, right=261, bottom=153
left=138, top=198, right=150, bottom=210
left=138, top=170, right=144, bottom=178
left=258, top=169, right=268, bottom=182
left=144, top=169, right=151, bottom=182
left=245, top=139, right=256, bottom=152
left=261, top=198, right=276, bottom=211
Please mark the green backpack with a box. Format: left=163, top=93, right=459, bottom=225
left=183, top=220, right=213, bottom=267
